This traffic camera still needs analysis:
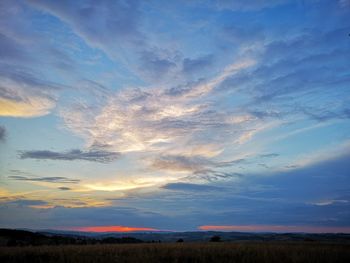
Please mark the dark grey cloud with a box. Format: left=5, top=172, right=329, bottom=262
left=0, top=64, right=62, bottom=93
left=162, top=182, right=220, bottom=192
left=0, top=125, right=5, bottom=141
left=0, top=33, right=28, bottom=62
left=301, top=106, right=350, bottom=122
left=8, top=175, right=80, bottom=184
left=58, top=187, right=72, bottom=191
left=182, top=55, right=214, bottom=75
left=139, top=50, right=176, bottom=80
left=189, top=169, right=244, bottom=182
left=163, top=79, right=205, bottom=97
left=19, top=149, right=120, bottom=163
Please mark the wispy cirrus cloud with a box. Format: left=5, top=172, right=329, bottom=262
left=19, top=149, right=120, bottom=163
left=60, top=58, right=258, bottom=166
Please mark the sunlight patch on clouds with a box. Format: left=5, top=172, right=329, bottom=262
left=0, top=95, right=55, bottom=117
left=182, top=58, right=256, bottom=98
left=311, top=199, right=348, bottom=206
left=84, top=176, right=178, bottom=192
left=61, top=58, right=259, bottom=157
left=0, top=70, right=56, bottom=118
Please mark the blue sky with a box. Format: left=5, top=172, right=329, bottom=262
left=0, top=0, right=350, bottom=233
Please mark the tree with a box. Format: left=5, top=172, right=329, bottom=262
left=210, top=235, right=221, bottom=242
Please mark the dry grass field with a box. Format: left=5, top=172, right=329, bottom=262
left=1, top=242, right=349, bottom=263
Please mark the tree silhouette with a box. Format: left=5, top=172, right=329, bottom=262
left=210, top=235, right=221, bottom=242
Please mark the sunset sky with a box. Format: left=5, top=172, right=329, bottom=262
left=0, top=0, right=350, bottom=233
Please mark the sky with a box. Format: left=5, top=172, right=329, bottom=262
left=0, top=0, right=350, bottom=233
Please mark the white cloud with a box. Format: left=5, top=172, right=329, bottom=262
left=61, top=58, right=260, bottom=157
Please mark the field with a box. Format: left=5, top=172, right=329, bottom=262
left=1, top=242, right=349, bottom=263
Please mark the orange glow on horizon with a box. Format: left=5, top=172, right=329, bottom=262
left=71, top=225, right=158, bottom=233
left=199, top=225, right=350, bottom=233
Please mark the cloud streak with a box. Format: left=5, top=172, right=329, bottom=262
left=162, top=182, right=220, bottom=192
left=19, top=149, right=120, bottom=163
left=198, top=225, right=350, bottom=233
left=8, top=175, right=80, bottom=184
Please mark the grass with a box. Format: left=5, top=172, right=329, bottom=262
left=1, top=242, right=349, bottom=263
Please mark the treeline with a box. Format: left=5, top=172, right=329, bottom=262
left=0, top=229, right=144, bottom=247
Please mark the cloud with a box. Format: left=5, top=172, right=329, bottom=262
left=1, top=152, right=350, bottom=230
left=60, top=57, right=258, bottom=167
left=71, top=225, right=159, bottom=233
left=8, top=175, right=80, bottom=184
left=0, top=0, right=349, bottom=232
left=150, top=155, right=247, bottom=175
left=0, top=33, right=28, bottom=62
left=338, top=0, right=350, bottom=8
left=212, top=0, right=291, bottom=11
left=311, top=199, right=349, bottom=206
left=182, top=55, right=214, bottom=75
left=0, top=205, right=173, bottom=230
left=189, top=170, right=244, bottom=182
left=19, top=149, right=120, bottom=163
left=139, top=50, right=177, bottom=80
left=28, top=0, right=143, bottom=51
left=259, top=153, right=279, bottom=158
left=218, top=26, right=350, bottom=126
left=162, top=182, right=220, bottom=192
left=0, top=64, right=58, bottom=118
left=58, top=187, right=72, bottom=191
left=8, top=199, right=49, bottom=207
left=28, top=0, right=176, bottom=82
left=151, top=155, right=209, bottom=172
left=0, top=125, right=5, bottom=141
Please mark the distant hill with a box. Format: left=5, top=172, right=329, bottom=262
left=1, top=228, right=350, bottom=246
left=0, top=229, right=143, bottom=246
